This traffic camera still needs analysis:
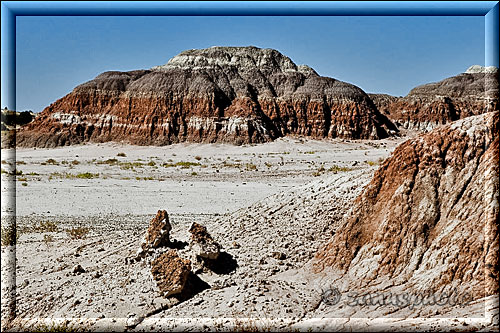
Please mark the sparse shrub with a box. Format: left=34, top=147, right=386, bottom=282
left=16, top=160, right=26, bottom=165
left=147, top=161, right=156, bottom=167
left=191, top=172, right=198, bottom=176
left=28, top=172, right=39, bottom=176
left=117, top=152, right=126, bottom=157
left=1, top=168, right=7, bottom=174
left=43, top=234, right=54, bottom=245
left=75, top=172, right=99, bottom=179
left=45, top=158, right=58, bottom=165
left=32, top=221, right=58, bottom=233
left=194, top=156, right=202, bottom=161
left=264, top=162, right=272, bottom=168
left=18, top=177, right=27, bottom=181
left=366, top=160, right=377, bottom=166
left=71, top=160, right=80, bottom=165
left=66, top=226, right=90, bottom=240
left=119, top=161, right=143, bottom=170
left=176, top=161, right=201, bottom=168
left=245, top=163, right=257, bottom=171
left=1, top=225, right=19, bottom=246
left=304, top=151, right=316, bottom=154
left=11, top=169, right=23, bottom=176
left=97, top=158, right=118, bottom=165
left=21, top=182, right=28, bottom=186
left=328, top=165, right=353, bottom=173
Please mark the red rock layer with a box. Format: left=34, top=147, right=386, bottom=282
left=16, top=47, right=396, bottom=148
left=369, top=70, right=499, bottom=131
left=314, top=111, right=499, bottom=299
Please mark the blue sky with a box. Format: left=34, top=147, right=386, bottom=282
left=15, top=15, right=484, bottom=112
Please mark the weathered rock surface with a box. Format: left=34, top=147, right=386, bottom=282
left=150, top=250, right=191, bottom=298
left=369, top=65, right=499, bottom=131
left=16, top=46, right=396, bottom=147
left=189, top=222, right=221, bottom=261
left=142, top=210, right=171, bottom=251
left=314, top=111, right=499, bottom=300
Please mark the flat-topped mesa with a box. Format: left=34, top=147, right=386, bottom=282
left=370, top=65, right=499, bottom=131
left=16, top=46, right=396, bottom=148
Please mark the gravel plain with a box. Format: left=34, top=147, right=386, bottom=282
left=1, top=136, right=497, bottom=331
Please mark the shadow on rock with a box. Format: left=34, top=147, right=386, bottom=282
left=205, top=251, right=238, bottom=275
left=169, top=239, right=188, bottom=250
left=176, top=272, right=211, bottom=302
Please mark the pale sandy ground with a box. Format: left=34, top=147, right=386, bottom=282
left=1, top=136, right=498, bottom=331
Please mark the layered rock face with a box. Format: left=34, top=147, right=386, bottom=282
left=370, top=65, right=499, bottom=131
left=16, top=46, right=396, bottom=147
left=314, top=111, right=499, bottom=299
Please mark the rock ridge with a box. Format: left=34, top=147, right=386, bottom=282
left=16, top=46, right=396, bottom=147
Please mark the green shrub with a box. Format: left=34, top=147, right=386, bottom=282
left=75, top=172, right=99, bottom=179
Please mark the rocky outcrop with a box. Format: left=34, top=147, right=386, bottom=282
left=142, top=210, right=171, bottom=251
left=150, top=250, right=191, bottom=297
left=189, top=222, right=221, bottom=261
left=314, top=111, right=499, bottom=299
left=370, top=66, right=499, bottom=131
left=16, top=46, right=396, bottom=148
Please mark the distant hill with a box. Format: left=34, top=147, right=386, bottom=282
left=369, top=65, right=499, bottom=131
left=16, top=46, right=396, bottom=148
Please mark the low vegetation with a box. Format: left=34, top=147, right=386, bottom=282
left=328, top=165, right=353, bottom=173
left=1, top=224, right=19, bottom=246
left=32, top=221, right=59, bottom=233
left=49, top=172, right=99, bottom=180
left=117, top=152, right=127, bottom=157
left=66, top=226, right=90, bottom=240
left=163, top=161, right=201, bottom=168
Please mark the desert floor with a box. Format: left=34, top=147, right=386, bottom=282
left=1, top=136, right=497, bottom=331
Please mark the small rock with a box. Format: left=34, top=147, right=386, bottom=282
left=72, top=264, right=85, bottom=274
left=272, top=252, right=287, bottom=260
left=126, top=313, right=144, bottom=328
left=189, top=222, right=221, bottom=260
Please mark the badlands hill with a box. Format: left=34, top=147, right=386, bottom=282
left=16, top=46, right=396, bottom=148
left=369, top=65, right=499, bottom=131
left=315, top=111, right=499, bottom=302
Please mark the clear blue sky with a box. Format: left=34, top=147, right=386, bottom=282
left=15, top=15, right=484, bottom=112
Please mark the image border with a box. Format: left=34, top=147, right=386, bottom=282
left=1, top=1, right=499, bottom=331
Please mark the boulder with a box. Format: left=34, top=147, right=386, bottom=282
left=150, top=250, right=191, bottom=297
left=189, top=222, right=221, bottom=261
left=142, top=210, right=171, bottom=251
